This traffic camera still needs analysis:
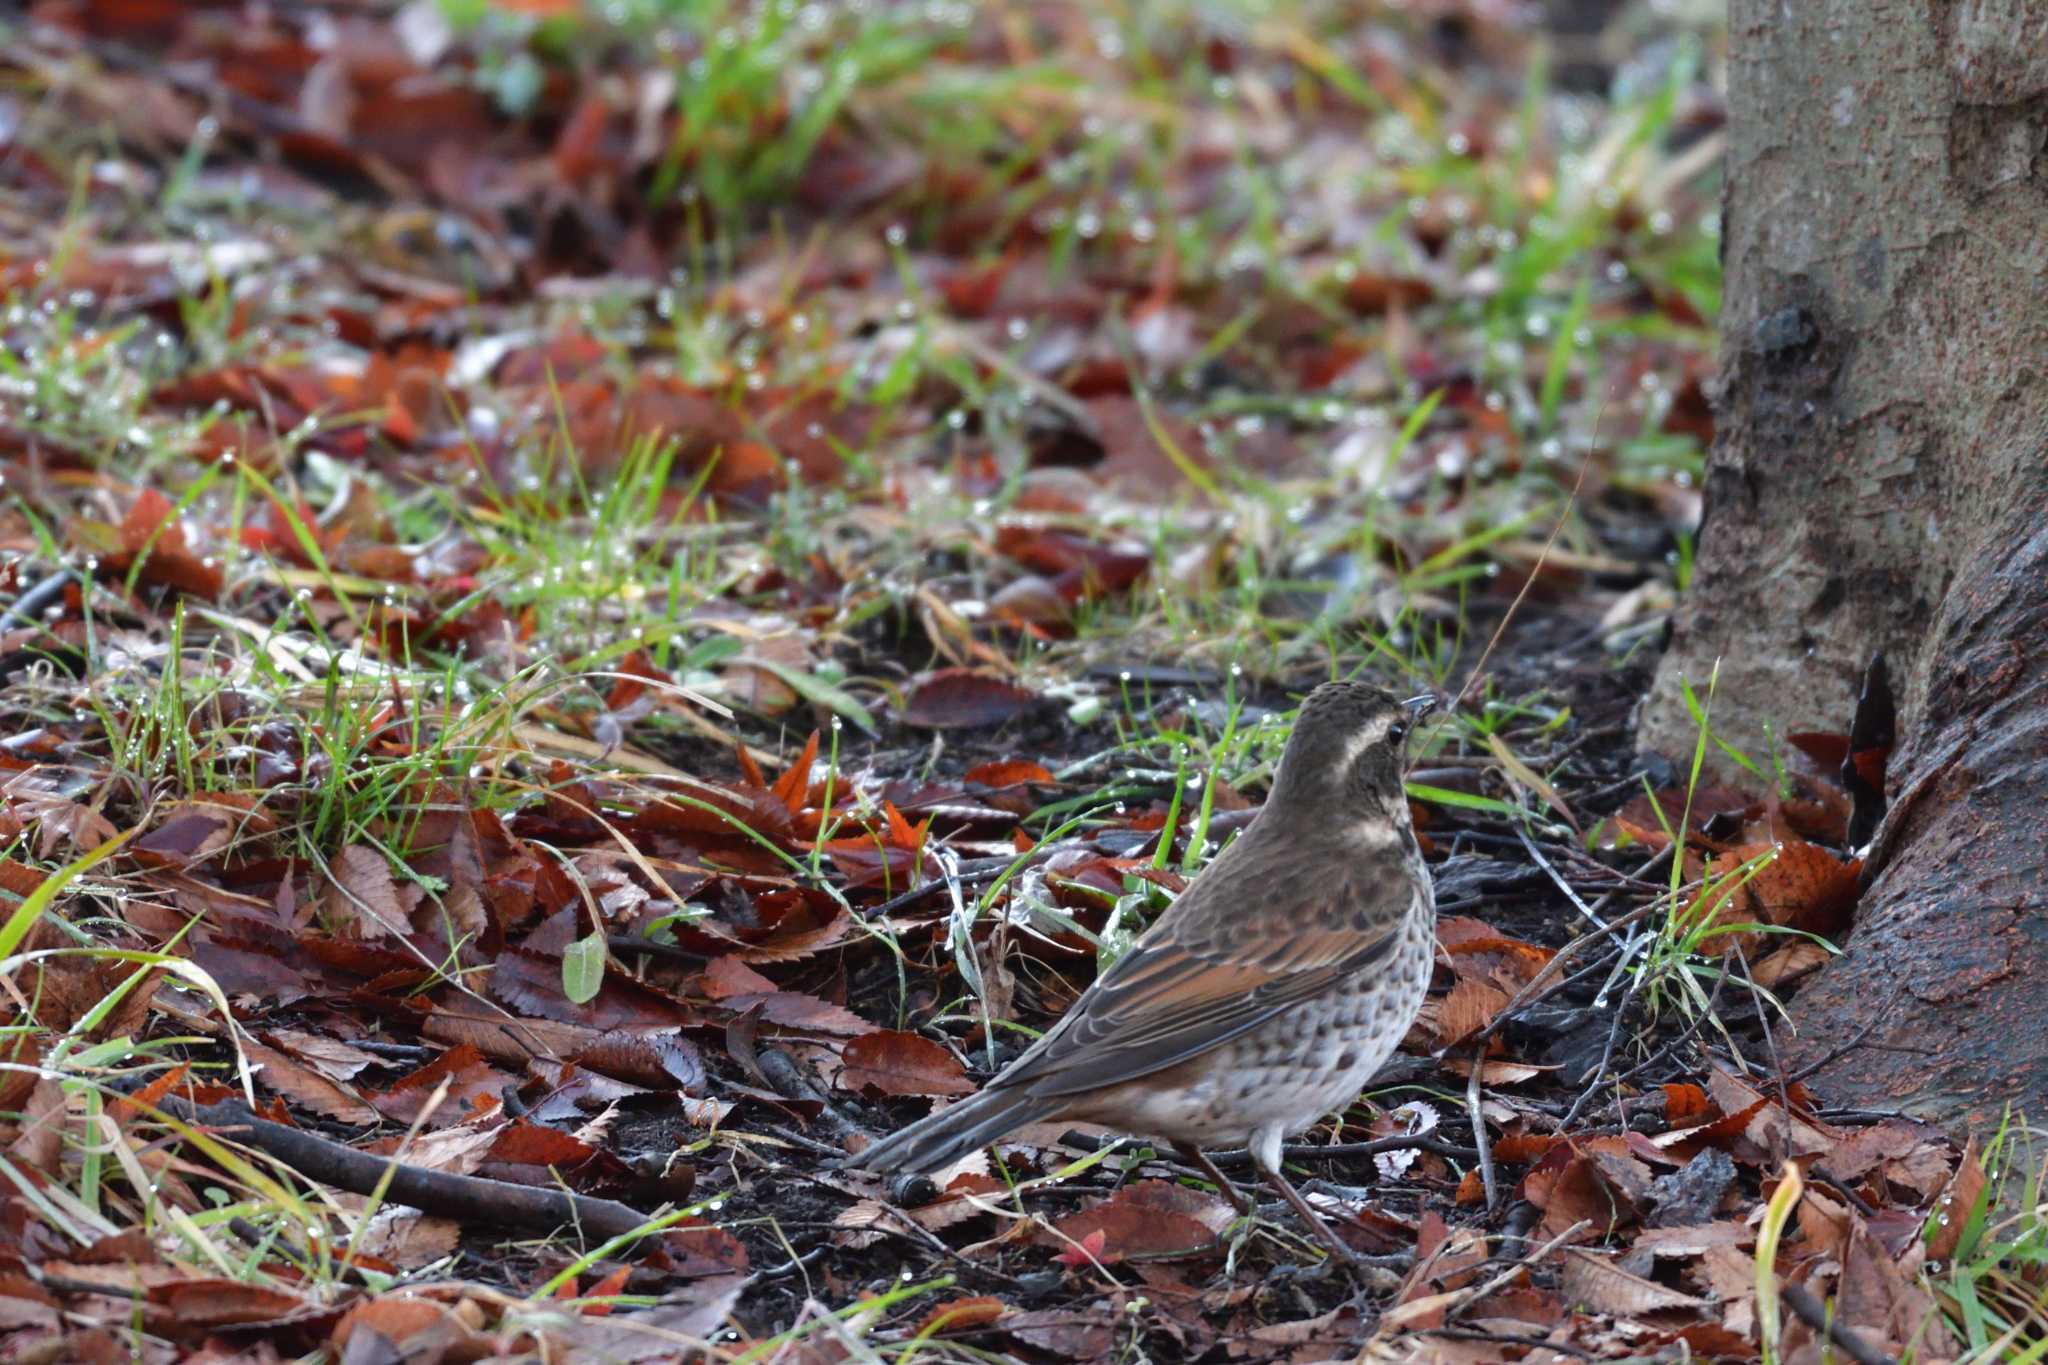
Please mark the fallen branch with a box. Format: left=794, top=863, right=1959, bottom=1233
left=153, top=1096, right=659, bottom=1247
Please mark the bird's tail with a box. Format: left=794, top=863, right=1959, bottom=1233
left=845, top=1087, right=1059, bottom=1174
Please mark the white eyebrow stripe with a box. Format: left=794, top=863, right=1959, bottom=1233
left=1339, top=715, right=1393, bottom=767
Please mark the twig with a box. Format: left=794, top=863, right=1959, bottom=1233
left=1467, top=1049, right=1497, bottom=1212
left=150, top=1096, right=658, bottom=1245
left=1423, top=1327, right=1594, bottom=1361
left=609, top=934, right=707, bottom=964
left=1780, top=1281, right=1899, bottom=1365
left=1467, top=893, right=1666, bottom=1050
left=1807, top=1167, right=1880, bottom=1219
left=756, top=1048, right=866, bottom=1143
left=0, top=569, right=73, bottom=634
left=1512, top=819, right=1608, bottom=928
left=1594, top=967, right=1728, bottom=1108
left=1555, top=961, right=1652, bottom=1132
left=862, top=856, right=1018, bottom=921
left=1444, top=1220, right=1590, bottom=1321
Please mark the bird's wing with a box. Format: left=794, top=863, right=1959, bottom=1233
left=990, top=863, right=1425, bottom=1100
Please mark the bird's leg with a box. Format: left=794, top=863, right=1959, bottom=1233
left=1260, top=1164, right=1362, bottom=1269
left=1174, top=1142, right=1255, bottom=1217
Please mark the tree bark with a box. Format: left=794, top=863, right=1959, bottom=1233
left=1642, top=0, right=2048, bottom=1132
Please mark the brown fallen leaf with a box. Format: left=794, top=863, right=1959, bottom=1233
left=900, top=669, right=1039, bottom=729
left=837, top=1031, right=974, bottom=1097
left=152, top=1279, right=308, bottom=1328
left=244, top=1040, right=379, bottom=1125
left=326, top=845, right=409, bottom=939
left=1434, top=977, right=1510, bottom=1047
left=1559, top=1247, right=1707, bottom=1315
left=1751, top=938, right=1831, bottom=988
left=1043, top=1180, right=1235, bottom=1263
left=1927, top=1134, right=1985, bottom=1263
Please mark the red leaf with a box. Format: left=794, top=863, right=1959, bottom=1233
left=1046, top=1181, right=1235, bottom=1264
left=838, top=1031, right=974, bottom=1097
left=117, top=489, right=223, bottom=598
left=915, top=1296, right=1007, bottom=1336
left=773, top=732, right=820, bottom=815
left=964, top=759, right=1057, bottom=787
left=1341, top=273, right=1435, bottom=315
left=901, top=670, right=1037, bottom=729
left=1054, top=1227, right=1109, bottom=1268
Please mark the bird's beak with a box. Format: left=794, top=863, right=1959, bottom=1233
left=1402, top=694, right=1438, bottom=718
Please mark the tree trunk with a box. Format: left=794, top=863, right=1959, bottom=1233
left=1642, top=0, right=2048, bottom=1133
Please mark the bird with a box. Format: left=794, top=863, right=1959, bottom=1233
left=846, top=680, right=1439, bottom=1266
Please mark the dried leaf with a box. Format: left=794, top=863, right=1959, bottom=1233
left=1045, top=1180, right=1234, bottom=1263
left=1559, top=1248, right=1707, bottom=1315
left=900, top=670, right=1039, bottom=729
left=837, top=1031, right=974, bottom=1097
left=326, top=845, right=407, bottom=939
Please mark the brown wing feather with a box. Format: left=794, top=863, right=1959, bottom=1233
left=989, top=838, right=1422, bottom=1100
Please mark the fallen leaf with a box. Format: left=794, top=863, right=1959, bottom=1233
left=1044, top=1180, right=1235, bottom=1263
left=901, top=670, right=1039, bottom=729
left=326, top=845, right=408, bottom=939
left=915, top=1296, right=1007, bottom=1336
left=1559, top=1247, right=1707, bottom=1314
left=838, top=1031, right=975, bottom=1097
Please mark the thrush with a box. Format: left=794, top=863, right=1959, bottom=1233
left=848, top=680, right=1438, bottom=1266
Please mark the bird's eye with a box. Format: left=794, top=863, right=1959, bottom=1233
left=1387, top=721, right=1408, bottom=743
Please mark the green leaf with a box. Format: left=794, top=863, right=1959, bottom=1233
left=1404, top=782, right=1520, bottom=817
left=563, top=931, right=607, bottom=1005
left=742, top=660, right=879, bottom=734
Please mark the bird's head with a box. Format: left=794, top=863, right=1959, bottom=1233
left=1270, top=681, right=1436, bottom=826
